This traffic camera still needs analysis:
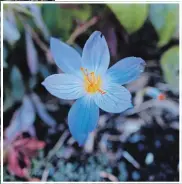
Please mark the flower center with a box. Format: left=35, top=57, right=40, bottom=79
left=80, top=67, right=106, bottom=94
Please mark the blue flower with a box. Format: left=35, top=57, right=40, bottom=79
left=42, top=31, right=146, bottom=146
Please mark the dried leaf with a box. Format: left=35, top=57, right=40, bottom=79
left=30, top=93, right=57, bottom=127
left=10, top=66, right=25, bottom=101
left=7, top=148, right=28, bottom=177
left=25, top=26, right=38, bottom=75
left=14, top=138, right=45, bottom=151
left=3, top=19, right=20, bottom=45
left=5, top=95, right=36, bottom=142
left=6, top=136, right=45, bottom=178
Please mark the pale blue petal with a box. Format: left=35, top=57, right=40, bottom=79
left=42, top=74, right=85, bottom=100
left=107, top=57, right=146, bottom=85
left=94, top=82, right=132, bottom=113
left=82, top=31, right=110, bottom=75
left=68, top=96, right=99, bottom=146
left=50, top=38, right=81, bottom=75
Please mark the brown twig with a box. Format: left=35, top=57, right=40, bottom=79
left=27, top=25, right=54, bottom=64
left=100, top=171, right=119, bottom=182
left=20, top=18, right=54, bottom=64
left=27, top=25, right=49, bottom=53
left=24, top=15, right=99, bottom=65
left=41, top=131, right=69, bottom=181
left=66, top=16, right=99, bottom=45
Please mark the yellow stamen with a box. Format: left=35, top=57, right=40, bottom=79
left=80, top=67, right=106, bottom=94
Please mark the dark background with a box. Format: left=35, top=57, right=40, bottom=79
left=3, top=3, right=179, bottom=181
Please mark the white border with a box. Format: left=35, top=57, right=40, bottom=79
left=1, top=1, right=4, bottom=183
left=1, top=1, right=181, bottom=184
left=179, top=2, right=182, bottom=184
left=1, top=1, right=182, bottom=3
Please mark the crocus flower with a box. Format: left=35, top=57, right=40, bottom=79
left=42, top=31, right=145, bottom=146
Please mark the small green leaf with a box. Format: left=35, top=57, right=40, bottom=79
left=71, top=5, right=92, bottom=22
left=42, top=5, right=72, bottom=39
left=108, top=4, right=148, bottom=34
left=42, top=4, right=92, bottom=40
left=160, top=46, right=179, bottom=93
left=10, top=66, right=25, bottom=101
left=149, top=4, right=179, bottom=47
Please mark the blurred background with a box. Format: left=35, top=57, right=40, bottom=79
left=2, top=3, right=179, bottom=182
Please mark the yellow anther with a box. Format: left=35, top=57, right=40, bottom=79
left=98, top=89, right=106, bottom=94
left=80, top=67, right=106, bottom=95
